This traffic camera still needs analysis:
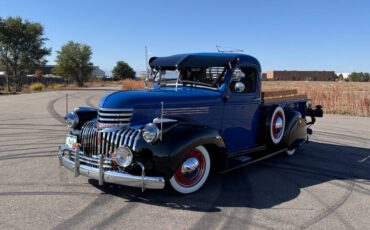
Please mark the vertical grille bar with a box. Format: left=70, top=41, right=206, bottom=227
left=102, top=132, right=106, bottom=156
left=114, top=129, right=124, bottom=150
left=80, top=120, right=140, bottom=157
left=123, top=129, right=134, bottom=146
left=109, top=132, right=116, bottom=155
left=105, top=132, right=111, bottom=156
left=133, top=130, right=141, bottom=151
left=128, top=130, right=139, bottom=147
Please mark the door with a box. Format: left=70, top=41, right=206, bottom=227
left=222, top=67, right=261, bottom=153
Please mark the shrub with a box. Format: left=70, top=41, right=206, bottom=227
left=51, top=84, right=64, bottom=90
left=122, top=79, right=148, bottom=90
left=30, top=83, right=45, bottom=92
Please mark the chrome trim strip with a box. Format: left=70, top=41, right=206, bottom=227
left=153, top=117, right=177, bottom=124
left=59, top=145, right=165, bottom=190
left=71, top=156, right=112, bottom=169
left=97, top=123, right=131, bottom=128
left=98, top=112, right=133, bottom=117
left=98, top=117, right=131, bottom=122
left=163, top=107, right=209, bottom=111
left=98, top=108, right=134, bottom=112
left=78, top=155, right=112, bottom=164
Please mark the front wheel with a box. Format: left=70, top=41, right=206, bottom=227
left=169, top=145, right=211, bottom=194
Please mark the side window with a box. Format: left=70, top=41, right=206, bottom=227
left=230, top=67, right=257, bottom=93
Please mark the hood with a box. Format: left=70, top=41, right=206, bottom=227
left=99, top=87, right=223, bottom=109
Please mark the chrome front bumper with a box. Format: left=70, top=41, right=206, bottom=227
left=58, top=144, right=165, bottom=190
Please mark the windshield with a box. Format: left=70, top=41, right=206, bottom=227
left=149, top=66, right=227, bottom=89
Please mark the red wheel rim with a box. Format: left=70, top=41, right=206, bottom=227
left=175, top=148, right=206, bottom=187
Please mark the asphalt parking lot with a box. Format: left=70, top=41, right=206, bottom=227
left=0, top=89, right=370, bottom=229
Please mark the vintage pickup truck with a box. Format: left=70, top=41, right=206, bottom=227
left=58, top=53, right=323, bottom=194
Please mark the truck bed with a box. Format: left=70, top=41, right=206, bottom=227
left=262, top=89, right=307, bottom=105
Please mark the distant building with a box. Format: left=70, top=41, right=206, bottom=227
left=91, top=66, right=106, bottom=79
left=336, top=72, right=350, bottom=79
left=266, top=70, right=336, bottom=81
left=261, top=73, right=267, bottom=81
left=39, top=65, right=55, bottom=75
left=32, top=65, right=105, bottom=79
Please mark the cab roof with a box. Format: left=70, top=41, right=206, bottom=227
left=149, top=53, right=261, bottom=71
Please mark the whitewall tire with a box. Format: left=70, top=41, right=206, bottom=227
left=286, top=148, right=296, bottom=156
left=169, top=145, right=211, bottom=194
left=270, top=106, right=286, bottom=144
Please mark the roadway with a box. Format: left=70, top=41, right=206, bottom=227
left=0, top=89, right=369, bottom=229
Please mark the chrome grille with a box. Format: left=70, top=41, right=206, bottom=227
left=98, top=108, right=133, bottom=127
left=70, top=154, right=112, bottom=169
left=81, top=120, right=141, bottom=157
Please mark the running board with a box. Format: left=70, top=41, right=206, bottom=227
left=220, top=148, right=288, bottom=173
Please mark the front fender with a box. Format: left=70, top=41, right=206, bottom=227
left=133, top=124, right=226, bottom=179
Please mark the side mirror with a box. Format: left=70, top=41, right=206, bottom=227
left=234, top=82, right=245, bottom=93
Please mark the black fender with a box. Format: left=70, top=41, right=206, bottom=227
left=69, top=107, right=97, bottom=139
left=133, top=124, right=226, bottom=180
left=70, top=107, right=97, bottom=130
left=282, top=109, right=307, bottom=149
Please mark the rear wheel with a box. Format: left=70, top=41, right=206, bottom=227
left=169, top=145, right=210, bottom=194
left=269, top=106, right=285, bottom=145
left=286, top=148, right=296, bottom=156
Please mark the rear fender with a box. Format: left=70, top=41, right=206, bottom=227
left=283, top=110, right=307, bottom=149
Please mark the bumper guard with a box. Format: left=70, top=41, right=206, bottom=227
left=58, top=144, right=165, bottom=191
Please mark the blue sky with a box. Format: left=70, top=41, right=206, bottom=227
left=1, top=0, right=370, bottom=74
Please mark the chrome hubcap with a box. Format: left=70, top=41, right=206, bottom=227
left=175, top=148, right=206, bottom=187
left=273, top=113, right=284, bottom=138
left=181, top=157, right=200, bottom=178
left=275, top=117, right=283, bottom=129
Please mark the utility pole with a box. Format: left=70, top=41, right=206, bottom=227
left=65, top=92, right=68, bottom=114
left=145, top=46, right=149, bottom=74
left=144, top=46, right=149, bottom=89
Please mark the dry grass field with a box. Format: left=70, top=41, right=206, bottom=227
left=263, top=81, right=370, bottom=117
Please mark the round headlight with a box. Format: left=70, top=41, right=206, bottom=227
left=65, top=112, right=79, bottom=128
left=115, top=146, right=133, bottom=168
left=142, top=123, right=160, bottom=143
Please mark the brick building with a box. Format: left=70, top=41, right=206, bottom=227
left=266, top=70, right=335, bottom=81
left=261, top=73, right=267, bottom=81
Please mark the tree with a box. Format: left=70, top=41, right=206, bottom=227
left=0, top=16, right=51, bottom=92
left=54, top=41, right=93, bottom=87
left=112, top=61, right=136, bottom=80
left=348, top=72, right=370, bottom=82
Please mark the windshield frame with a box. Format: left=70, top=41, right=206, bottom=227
left=147, top=65, right=230, bottom=90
